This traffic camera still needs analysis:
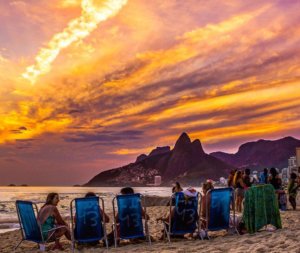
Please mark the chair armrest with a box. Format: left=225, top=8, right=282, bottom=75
left=45, top=225, right=67, bottom=233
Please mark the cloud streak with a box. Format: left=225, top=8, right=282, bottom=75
left=22, top=0, right=128, bottom=84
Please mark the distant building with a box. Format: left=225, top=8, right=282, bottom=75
left=154, top=176, right=162, bottom=186
left=281, top=167, right=289, bottom=184
left=296, top=147, right=300, bottom=167
left=288, top=156, right=298, bottom=177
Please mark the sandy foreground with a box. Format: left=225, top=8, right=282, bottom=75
left=1, top=203, right=300, bottom=253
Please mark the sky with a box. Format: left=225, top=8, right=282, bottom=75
left=0, top=0, right=300, bottom=185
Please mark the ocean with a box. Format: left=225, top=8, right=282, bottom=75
left=0, top=186, right=194, bottom=234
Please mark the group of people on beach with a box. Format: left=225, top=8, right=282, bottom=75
left=36, top=168, right=300, bottom=250
left=37, top=187, right=144, bottom=250
left=228, top=167, right=300, bottom=212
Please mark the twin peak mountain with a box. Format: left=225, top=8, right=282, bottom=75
left=86, top=132, right=231, bottom=186
left=86, top=133, right=300, bottom=186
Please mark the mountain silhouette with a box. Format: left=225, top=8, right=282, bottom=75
left=210, top=136, right=300, bottom=169
left=86, top=132, right=231, bottom=186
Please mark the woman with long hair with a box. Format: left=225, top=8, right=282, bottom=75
left=37, top=193, right=71, bottom=250
left=233, top=171, right=245, bottom=212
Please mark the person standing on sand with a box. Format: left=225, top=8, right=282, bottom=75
left=288, top=173, right=299, bottom=210
left=243, top=168, right=252, bottom=189
left=37, top=193, right=71, bottom=251
left=200, top=180, right=214, bottom=227
left=227, top=169, right=236, bottom=188
left=259, top=168, right=269, bottom=184
left=233, top=171, right=245, bottom=212
left=269, top=167, right=282, bottom=190
left=269, top=167, right=287, bottom=210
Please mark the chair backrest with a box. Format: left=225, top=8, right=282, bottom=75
left=171, top=192, right=199, bottom=234
left=207, top=188, right=232, bottom=231
left=16, top=200, right=42, bottom=243
left=116, top=193, right=144, bottom=239
left=73, top=197, right=104, bottom=243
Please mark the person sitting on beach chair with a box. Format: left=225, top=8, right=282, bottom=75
left=157, top=187, right=199, bottom=241
left=71, top=192, right=109, bottom=250
left=201, top=187, right=236, bottom=238
left=37, top=193, right=71, bottom=250
left=72, top=192, right=110, bottom=249
left=109, top=187, right=150, bottom=247
left=83, top=192, right=110, bottom=223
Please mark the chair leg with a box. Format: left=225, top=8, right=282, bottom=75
left=113, top=224, right=118, bottom=248
left=71, top=241, right=75, bottom=253
left=14, top=239, right=24, bottom=251
left=147, top=232, right=152, bottom=246
left=145, top=221, right=151, bottom=246
left=101, top=222, right=109, bottom=249
left=163, top=223, right=171, bottom=243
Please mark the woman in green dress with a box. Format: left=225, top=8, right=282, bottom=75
left=38, top=193, right=71, bottom=250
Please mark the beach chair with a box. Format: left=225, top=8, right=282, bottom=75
left=70, top=196, right=108, bottom=251
left=203, top=188, right=237, bottom=238
left=112, top=193, right=151, bottom=247
left=164, top=192, right=200, bottom=243
left=15, top=200, right=66, bottom=251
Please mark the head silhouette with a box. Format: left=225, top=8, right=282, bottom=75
left=120, top=187, right=134, bottom=195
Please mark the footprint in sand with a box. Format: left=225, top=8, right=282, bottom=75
left=255, top=247, right=268, bottom=253
left=243, top=239, right=255, bottom=244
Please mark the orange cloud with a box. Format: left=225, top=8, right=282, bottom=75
left=22, top=0, right=128, bottom=84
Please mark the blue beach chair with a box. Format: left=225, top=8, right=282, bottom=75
left=15, top=200, right=66, bottom=251
left=164, top=192, right=200, bottom=243
left=203, top=187, right=237, bottom=237
left=70, top=196, right=108, bottom=251
left=112, top=193, right=151, bottom=247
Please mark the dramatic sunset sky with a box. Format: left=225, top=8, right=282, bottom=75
left=1, top=0, right=300, bottom=185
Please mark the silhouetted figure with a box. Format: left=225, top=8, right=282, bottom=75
left=120, top=187, right=134, bottom=195
left=259, top=168, right=269, bottom=184
left=288, top=173, right=299, bottom=210
left=269, top=168, right=282, bottom=190
left=172, top=182, right=183, bottom=193
left=243, top=168, right=252, bottom=189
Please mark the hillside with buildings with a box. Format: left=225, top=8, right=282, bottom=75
left=85, top=133, right=232, bottom=186
left=86, top=135, right=300, bottom=186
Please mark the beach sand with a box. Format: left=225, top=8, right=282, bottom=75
left=1, top=203, right=300, bottom=253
